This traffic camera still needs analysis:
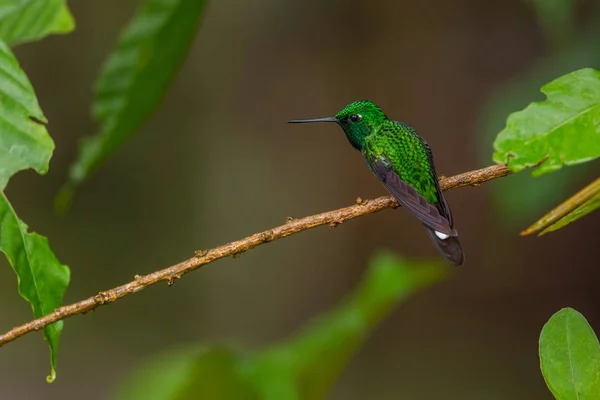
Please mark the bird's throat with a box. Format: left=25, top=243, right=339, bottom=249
left=343, top=126, right=370, bottom=150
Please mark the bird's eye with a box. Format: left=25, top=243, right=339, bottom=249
left=350, top=114, right=362, bottom=122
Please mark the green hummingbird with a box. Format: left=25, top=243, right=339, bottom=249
left=288, top=100, right=464, bottom=265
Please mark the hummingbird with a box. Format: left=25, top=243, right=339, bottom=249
left=288, top=100, right=464, bottom=265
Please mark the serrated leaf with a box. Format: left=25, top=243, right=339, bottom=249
left=522, top=178, right=600, bottom=236
left=0, top=193, right=69, bottom=382
left=114, top=252, right=447, bottom=399
left=539, top=308, right=600, bottom=400
left=493, top=68, right=600, bottom=176
left=0, top=0, right=74, bottom=46
left=62, top=0, right=207, bottom=204
left=0, top=40, right=53, bottom=190
left=0, top=39, right=69, bottom=381
left=478, top=20, right=600, bottom=228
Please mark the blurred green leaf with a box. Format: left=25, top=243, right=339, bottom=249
left=0, top=40, right=53, bottom=189
left=247, top=251, right=446, bottom=400
left=0, top=194, right=70, bottom=382
left=61, top=0, right=208, bottom=206
left=493, top=68, right=600, bottom=177
left=114, top=252, right=447, bottom=400
left=0, top=39, right=69, bottom=382
left=527, top=0, right=574, bottom=50
left=539, top=308, right=600, bottom=400
left=115, top=346, right=257, bottom=400
left=0, top=0, right=74, bottom=46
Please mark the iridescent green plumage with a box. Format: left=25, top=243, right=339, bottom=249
left=289, top=100, right=464, bottom=265
left=366, top=124, right=438, bottom=203
left=334, top=101, right=438, bottom=203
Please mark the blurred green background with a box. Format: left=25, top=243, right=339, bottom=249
left=1, top=0, right=600, bottom=398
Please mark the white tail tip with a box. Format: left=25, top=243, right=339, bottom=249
left=434, top=231, right=450, bottom=240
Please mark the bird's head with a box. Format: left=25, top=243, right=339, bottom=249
left=288, top=100, right=388, bottom=150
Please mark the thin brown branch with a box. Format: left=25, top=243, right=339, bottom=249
left=0, top=164, right=510, bottom=347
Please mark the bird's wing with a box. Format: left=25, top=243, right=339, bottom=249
left=368, top=154, right=456, bottom=236
left=416, top=136, right=454, bottom=226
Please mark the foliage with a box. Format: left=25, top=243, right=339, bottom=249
left=537, top=190, right=600, bottom=234
left=114, top=252, right=447, bottom=400
left=522, top=178, right=600, bottom=236
left=539, top=308, right=600, bottom=400
left=0, top=0, right=597, bottom=392
left=58, top=0, right=208, bottom=210
left=493, top=68, right=600, bottom=176
left=0, top=41, right=52, bottom=188
left=478, top=16, right=600, bottom=227
left=527, top=0, right=574, bottom=51
left=0, top=0, right=207, bottom=380
left=491, top=68, right=600, bottom=234
left=0, top=0, right=74, bottom=46
left=0, top=39, right=69, bottom=382
left=0, top=194, right=69, bottom=382
left=115, top=346, right=256, bottom=400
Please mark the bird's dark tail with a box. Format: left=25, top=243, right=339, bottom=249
left=424, top=227, right=464, bottom=266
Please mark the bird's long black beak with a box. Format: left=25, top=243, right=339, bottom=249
left=288, top=117, right=338, bottom=124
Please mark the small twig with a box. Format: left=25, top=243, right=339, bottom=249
left=0, top=164, right=510, bottom=347
left=520, top=177, right=600, bottom=236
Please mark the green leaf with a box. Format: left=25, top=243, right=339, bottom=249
left=539, top=308, right=600, bottom=400
left=0, top=193, right=69, bottom=382
left=493, top=68, right=600, bottom=176
left=114, top=346, right=257, bottom=400
left=61, top=0, right=208, bottom=204
left=478, top=20, right=600, bottom=227
left=0, top=40, right=53, bottom=190
left=0, top=39, right=69, bottom=381
left=247, top=251, right=447, bottom=400
left=0, top=0, right=75, bottom=46
left=114, top=252, right=447, bottom=399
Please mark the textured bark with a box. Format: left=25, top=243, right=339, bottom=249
left=0, top=164, right=510, bottom=347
